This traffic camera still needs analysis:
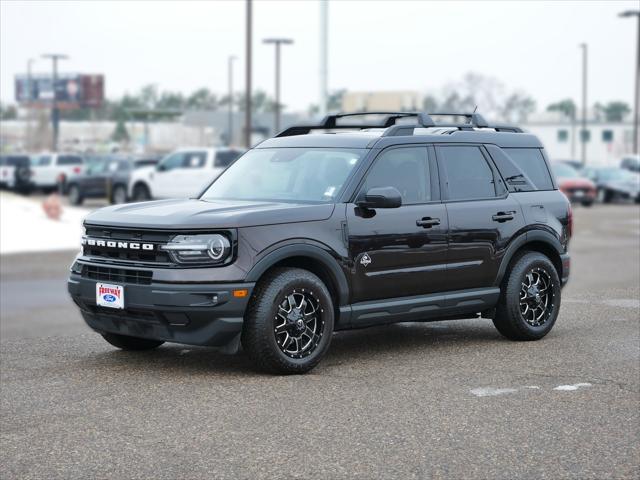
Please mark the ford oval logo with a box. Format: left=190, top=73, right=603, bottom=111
left=103, top=294, right=116, bottom=303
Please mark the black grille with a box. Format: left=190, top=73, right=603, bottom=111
left=83, top=226, right=173, bottom=265
left=83, top=265, right=152, bottom=285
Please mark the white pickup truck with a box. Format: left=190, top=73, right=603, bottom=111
left=30, top=153, right=85, bottom=191
left=128, top=147, right=244, bottom=200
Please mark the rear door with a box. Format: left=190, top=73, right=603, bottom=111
left=346, top=145, right=448, bottom=303
left=436, top=144, right=525, bottom=291
left=31, top=154, right=54, bottom=187
left=152, top=152, right=186, bottom=198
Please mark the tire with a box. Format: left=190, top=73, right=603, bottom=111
left=111, top=184, right=128, bottom=204
left=493, top=252, right=561, bottom=341
left=68, top=184, right=83, bottom=205
left=241, top=267, right=335, bottom=375
left=132, top=183, right=151, bottom=201
left=597, top=188, right=613, bottom=204
left=102, top=333, right=164, bottom=351
left=581, top=199, right=593, bottom=207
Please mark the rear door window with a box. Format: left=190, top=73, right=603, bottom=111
left=438, top=146, right=497, bottom=200
left=183, top=152, right=207, bottom=168
left=33, top=155, right=52, bottom=166
left=502, top=148, right=554, bottom=190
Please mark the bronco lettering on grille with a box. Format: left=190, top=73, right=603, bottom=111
left=82, top=237, right=154, bottom=250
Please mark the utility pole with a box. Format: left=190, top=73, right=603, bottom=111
left=25, top=58, right=35, bottom=150
left=263, top=38, right=293, bottom=134
left=228, top=55, right=237, bottom=146
left=319, top=0, right=328, bottom=116
left=619, top=10, right=640, bottom=154
left=42, top=53, right=68, bottom=152
left=579, top=43, right=588, bottom=166
left=244, top=0, right=252, bottom=148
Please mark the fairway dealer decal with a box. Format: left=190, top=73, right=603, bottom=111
left=82, top=237, right=154, bottom=250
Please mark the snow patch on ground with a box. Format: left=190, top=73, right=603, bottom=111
left=0, top=192, right=87, bottom=254
left=553, top=383, right=592, bottom=391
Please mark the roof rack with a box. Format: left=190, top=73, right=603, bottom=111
left=275, top=111, right=523, bottom=138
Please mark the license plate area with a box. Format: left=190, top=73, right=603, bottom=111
left=96, top=282, right=124, bottom=309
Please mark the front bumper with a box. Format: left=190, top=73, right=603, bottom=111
left=68, top=273, right=254, bottom=348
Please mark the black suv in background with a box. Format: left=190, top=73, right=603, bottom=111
left=66, top=155, right=159, bottom=205
left=68, top=112, right=571, bottom=374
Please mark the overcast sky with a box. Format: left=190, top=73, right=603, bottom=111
left=1, top=0, right=638, bottom=113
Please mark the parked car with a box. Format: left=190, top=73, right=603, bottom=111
left=30, top=153, right=84, bottom=192
left=67, top=156, right=160, bottom=205
left=582, top=166, right=640, bottom=203
left=128, top=147, right=244, bottom=201
left=68, top=111, right=572, bottom=374
left=551, top=162, right=596, bottom=206
left=620, top=155, right=640, bottom=173
left=0, top=154, right=32, bottom=193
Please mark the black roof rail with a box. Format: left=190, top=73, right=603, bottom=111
left=274, top=111, right=436, bottom=137
left=274, top=111, right=523, bottom=138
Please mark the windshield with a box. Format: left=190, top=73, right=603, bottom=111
left=552, top=163, right=579, bottom=178
left=201, top=148, right=366, bottom=203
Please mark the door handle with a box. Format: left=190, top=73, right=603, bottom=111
left=492, top=211, right=516, bottom=222
left=416, top=217, right=440, bottom=228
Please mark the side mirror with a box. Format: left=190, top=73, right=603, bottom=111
left=156, top=163, right=166, bottom=172
left=357, top=186, right=402, bottom=209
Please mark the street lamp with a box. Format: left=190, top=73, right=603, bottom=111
left=26, top=58, right=36, bottom=150
left=619, top=9, right=640, bottom=154
left=579, top=43, right=588, bottom=166
left=263, top=37, right=294, bottom=134
left=244, top=0, right=252, bottom=148
left=42, top=53, right=68, bottom=152
left=228, top=55, right=237, bottom=146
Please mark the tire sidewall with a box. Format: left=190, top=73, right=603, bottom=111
left=112, top=185, right=127, bottom=204
left=69, top=185, right=82, bottom=205
left=507, top=254, right=561, bottom=338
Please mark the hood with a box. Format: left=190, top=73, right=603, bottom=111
left=83, top=198, right=336, bottom=229
left=602, top=177, right=640, bottom=193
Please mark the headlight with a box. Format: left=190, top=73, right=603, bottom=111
left=161, top=234, right=231, bottom=265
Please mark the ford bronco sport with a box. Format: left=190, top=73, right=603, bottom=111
left=68, top=112, right=571, bottom=374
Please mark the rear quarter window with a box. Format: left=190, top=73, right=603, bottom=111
left=502, top=148, right=554, bottom=190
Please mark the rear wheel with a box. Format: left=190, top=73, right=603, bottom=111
left=68, top=184, right=83, bottom=205
left=493, top=252, right=561, bottom=341
left=102, top=333, right=164, bottom=350
left=597, top=188, right=613, bottom=203
left=111, top=184, right=128, bottom=204
left=241, top=267, right=334, bottom=374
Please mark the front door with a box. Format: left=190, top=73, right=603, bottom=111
left=152, top=152, right=185, bottom=198
left=346, top=145, right=448, bottom=303
left=436, top=145, right=525, bottom=291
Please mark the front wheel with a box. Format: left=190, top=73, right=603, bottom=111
left=132, top=183, right=151, bottom=201
left=241, top=268, right=334, bottom=374
left=493, top=252, right=561, bottom=341
left=102, top=333, right=164, bottom=350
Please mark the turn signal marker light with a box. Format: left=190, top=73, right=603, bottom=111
left=233, top=289, right=249, bottom=298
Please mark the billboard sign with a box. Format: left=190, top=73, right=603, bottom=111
left=15, top=73, right=104, bottom=108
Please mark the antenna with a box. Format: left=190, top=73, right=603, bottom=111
left=473, top=105, right=478, bottom=113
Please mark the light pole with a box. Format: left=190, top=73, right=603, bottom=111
left=26, top=58, right=36, bottom=150
left=244, top=0, right=252, bottom=148
left=263, top=38, right=293, bottom=134
left=228, top=55, right=237, bottom=146
left=579, top=43, right=588, bottom=166
left=319, top=0, right=328, bottom=116
left=42, top=53, right=68, bottom=152
left=619, top=9, right=640, bottom=154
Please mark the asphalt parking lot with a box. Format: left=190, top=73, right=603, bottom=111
left=1, top=204, right=639, bottom=479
